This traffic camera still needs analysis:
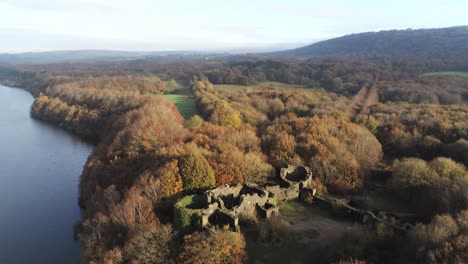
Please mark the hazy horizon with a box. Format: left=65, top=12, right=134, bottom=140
left=1, top=0, right=467, bottom=53
left=0, top=41, right=319, bottom=54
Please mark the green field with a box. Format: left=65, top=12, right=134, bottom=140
left=164, top=88, right=198, bottom=119
left=423, top=71, right=468, bottom=77
left=255, top=81, right=306, bottom=89
left=216, top=82, right=307, bottom=92
left=216, top=84, right=252, bottom=91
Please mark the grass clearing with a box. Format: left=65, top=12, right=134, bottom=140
left=279, top=200, right=331, bottom=220
left=164, top=87, right=197, bottom=119
left=244, top=201, right=354, bottom=263
left=243, top=228, right=320, bottom=264
left=216, top=81, right=308, bottom=92
left=351, top=192, right=414, bottom=213
left=216, top=84, right=251, bottom=91
left=422, top=71, right=468, bottom=77
left=255, top=81, right=306, bottom=89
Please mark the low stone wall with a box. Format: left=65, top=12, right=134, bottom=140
left=174, top=194, right=206, bottom=231
left=305, top=190, right=415, bottom=232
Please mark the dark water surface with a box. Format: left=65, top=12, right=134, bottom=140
left=0, top=85, right=92, bottom=264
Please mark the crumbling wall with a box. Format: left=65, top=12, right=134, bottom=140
left=205, top=185, right=243, bottom=204
left=174, top=194, right=206, bottom=231
left=280, top=165, right=312, bottom=188
left=231, top=191, right=269, bottom=217
left=213, top=210, right=239, bottom=231
left=266, top=185, right=300, bottom=201
left=200, top=203, right=219, bottom=228
left=257, top=203, right=279, bottom=218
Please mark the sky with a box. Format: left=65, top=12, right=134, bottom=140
left=0, top=0, right=467, bottom=53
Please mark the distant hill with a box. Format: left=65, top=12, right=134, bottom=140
left=0, top=50, right=216, bottom=64
left=3, top=26, right=468, bottom=64
left=273, top=26, right=468, bottom=60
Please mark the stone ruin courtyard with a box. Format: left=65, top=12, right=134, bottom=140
left=174, top=164, right=416, bottom=233
left=174, top=165, right=314, bottom=232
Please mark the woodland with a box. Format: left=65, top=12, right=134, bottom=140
left=0, top=53, right=467, bottom=264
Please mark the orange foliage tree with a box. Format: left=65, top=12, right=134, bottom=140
left=179, top=151, right=216, bottom=192
left=262, top=113, right=382, bottom=193
left=178, top=230, right=247, bottom=264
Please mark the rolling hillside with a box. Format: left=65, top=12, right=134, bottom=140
left=274, top=26, right=468, bottom=60
left=0, top=50, right=216, bottom=64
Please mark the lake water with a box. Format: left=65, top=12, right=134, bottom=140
left=0, top=85, right=92, bottom=263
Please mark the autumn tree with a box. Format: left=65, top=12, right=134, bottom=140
left=263, top=130, right=297, bottom=166
left=109, top=187, right=158, bottom=231
left=179, top=152, right=216, bottom=191
left=429, top=157, right=467, bottom=179
left=268, top=98, right=285, bottom=118
left=391, top=157, right=467, bottom=216
left=123, top=224, right=174, bottom=264
left=209, top=144, right=247, bottom=185
left=244, top=152, right=275, bottom=184
left=407, top=211, right=468, bottom=263
left=109, top=99, right=185, bottom=156
left=185, top=115, right=204, bottom=128
left=262, top=114, right=382, bottom=193
left=134, top=160, right=183, bottom=212
left=178, top=230, right=247, bottom=264
left=209, top=100, right=242, bottom=128
left=443, top=139, right=468, bottom=164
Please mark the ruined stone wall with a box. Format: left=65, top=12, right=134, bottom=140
left=214, top=210, right=239, bottom=231
left=266, top=184, right=300, bottom=201
left=280, top=165, right=313, bottom=188
left=309, top=193, right=414, bottom=232
left=175, top=164, right=314, bottom=232
left=231, top=192, right=269, bottom=217
left=205, top=185, right=243, bottom=204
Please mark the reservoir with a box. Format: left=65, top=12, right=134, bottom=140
left=0, top=85, right=92, bottom=263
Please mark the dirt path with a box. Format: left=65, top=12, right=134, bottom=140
left=346, top=75, right=380, bottom=118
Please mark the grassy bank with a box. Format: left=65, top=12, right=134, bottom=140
left=164, top=87, right=198, bottom=119
left=422, top=71, right=468, bottom=77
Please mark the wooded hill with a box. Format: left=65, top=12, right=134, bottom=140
left=274, top=26, right=468, bottom=61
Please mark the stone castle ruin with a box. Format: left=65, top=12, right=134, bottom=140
left=174, top=165, right=312, bottom=231
left=174, top=164, right=415, bottom=232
